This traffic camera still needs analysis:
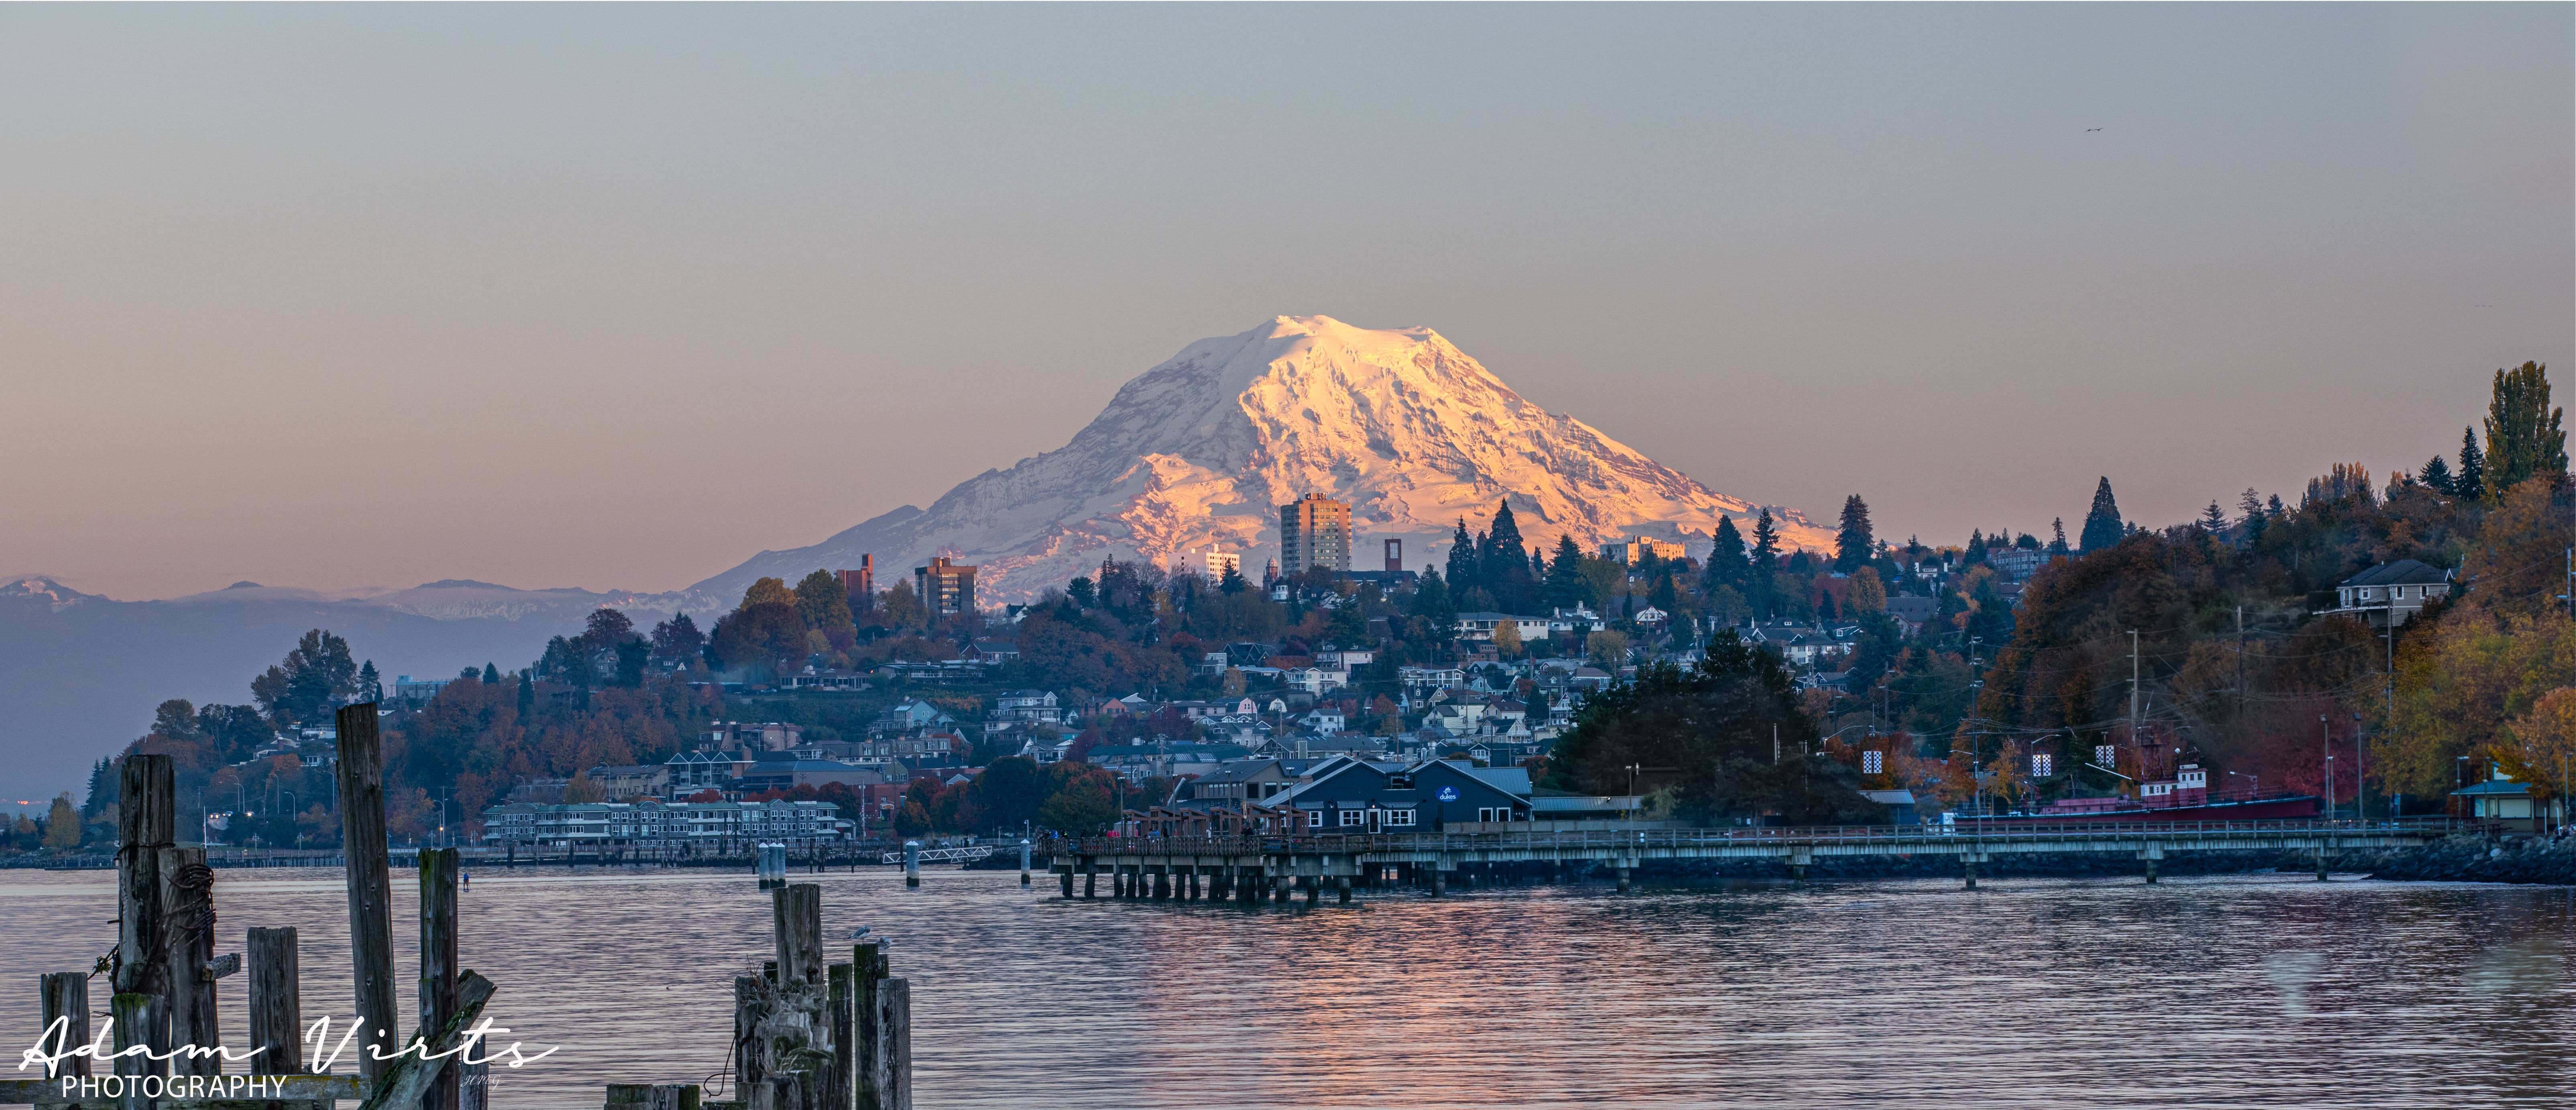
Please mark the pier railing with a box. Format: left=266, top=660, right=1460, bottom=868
left=1053, top=817, right=2468, bottom=857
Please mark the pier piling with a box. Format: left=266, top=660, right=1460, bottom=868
left=422, top=848, right=462, bottom=1110
left=335, top=703, right=401, bottom=1082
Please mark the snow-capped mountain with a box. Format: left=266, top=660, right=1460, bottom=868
left=695, top=315, right=1831, bottom=603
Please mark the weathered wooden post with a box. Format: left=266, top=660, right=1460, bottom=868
left=772, top=883, right=823, bottom=987
left=158, top=844, right=221, bottom=1078
left=1611, top=866, right=1629, bottom=895
left=115, top=753, right=175, bottom=1078
left=731, top=976, right=767, bottom=1100
left=39, top=972, right=90, bottom=1080
left=336, top=702, right=401, bottom=1083
left=828, top=963, right=856, bottom=1110
left=1336, top=875, right=1352, bottom=904
left=854, top=941, right=885, bottom=1110
left=112, top=990, right=155, bottom=1110
left=1019, top=839, right=1031, bottom=886
left=246, top=927, right=302, bottom=1077
left=422, top=848, right=462, bottom=1110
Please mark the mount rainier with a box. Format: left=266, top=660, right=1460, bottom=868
left=694, top=315, right=1831, bottom=603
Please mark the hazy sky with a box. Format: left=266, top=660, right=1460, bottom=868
left=4, top=4, right=2568, bottom=600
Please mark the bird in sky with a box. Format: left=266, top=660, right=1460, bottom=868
left=2086, top=127, right=2103, bottom=132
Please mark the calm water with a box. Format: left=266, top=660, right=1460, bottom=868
left=3, top=865, right=2570, bottom=1108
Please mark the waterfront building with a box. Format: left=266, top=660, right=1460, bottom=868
left=1278, top=494, right=1352, bottom=573
left=914, top=556, right=978, bottom=616
left=478, top=798, right=851, bottom=846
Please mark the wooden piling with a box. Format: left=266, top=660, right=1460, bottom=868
left=876, top=979, right=911, bottom=1110
left=421, top=848, right=461, bottom=1110
left=156, top=845, right=221, bottom=1078
left=39, top=973, right=90, bottom=1079
left=115, top=754, right=174, bottom=1071
left=827, top=963, right=855, bottom=1110
left=1336, top=876, right=1351, bottom=905
left=334, top=702, right=400, bottom=1082
left=247, top=927, right=303, bottom=1074
left=854, top=942, right=886, bottom=1110
left=772, top=884, right=823, bottom=987
left=112, top=991, right=154, bottom=1110
left=731, top=977, right=767, bottom=1097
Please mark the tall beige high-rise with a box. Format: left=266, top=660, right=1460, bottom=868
left=1278, top=494, right=1352, bottom=573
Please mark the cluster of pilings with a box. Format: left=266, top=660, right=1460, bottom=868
left=1051, top=856, right=1652, bottom=904
left=10, top=704, right=493, bottom=1109
left=713, top=883, right=912, bottom=1110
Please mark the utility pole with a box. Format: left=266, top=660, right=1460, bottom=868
left=2128, top=629, right=2141, bottom=763
left=2235, top=606, right=2246, bottom=726
left=2320, top=714, right=2334, bottom=818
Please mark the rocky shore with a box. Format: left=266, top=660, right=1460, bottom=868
left=2363, top=833, right=2576, bottom=885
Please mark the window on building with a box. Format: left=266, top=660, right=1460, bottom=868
left=1305, top=810, right=1322, bottom=830
left=1383, top=809, right=1416, bottom=827
left=1338, top=809, right=1363, bottom=828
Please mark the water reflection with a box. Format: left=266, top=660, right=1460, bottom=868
left=2, top=870, right=2568, bottom=1107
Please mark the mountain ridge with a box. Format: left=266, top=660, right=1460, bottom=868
left=690, top=315, right=1831, bottom=604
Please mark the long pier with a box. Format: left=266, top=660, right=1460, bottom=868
left=1047, top=820, right=2455, bottom=902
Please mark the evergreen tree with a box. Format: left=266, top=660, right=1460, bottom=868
left=2482, top=361, right=2566, bottom=496
left=482, top=662, right=502, bottom=685
left=1704, top=516, right=1748, bottom=593
left=1445, top=519, right=1480, bottom=597
left=2238, top=488, right=2266, bottom=523
left=1748, top=509, right=1781, bottom=619
left=1546, top=535, right=1590, bottom=609
left=1482, top=500, right=1535, bottom=612
left=2199, top=501, right=2228, bottom=532
left=81, top=757, right=116, bottom=819
left=1217, top=563, right=1248, bottom=594
left=355, top=661, right=383, bottom=704
left=1650, top=572, right=1679, bottom=616
left=2456, top=427, right=2486, bottom=502
left=2418, top=455, right=2456, bottom=494
left=2078, top=477, right=2125, bottom=553
left=2047, top=518, right=2070, bottom=556
left=1834, top=495, right=1874, bottom=573
left=1964, top=529, right=1988, bottom=565
left=1411, top=567, right=1455, bottom=628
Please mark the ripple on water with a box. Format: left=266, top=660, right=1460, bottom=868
left=2, top=869, right=2570, bottom=1108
